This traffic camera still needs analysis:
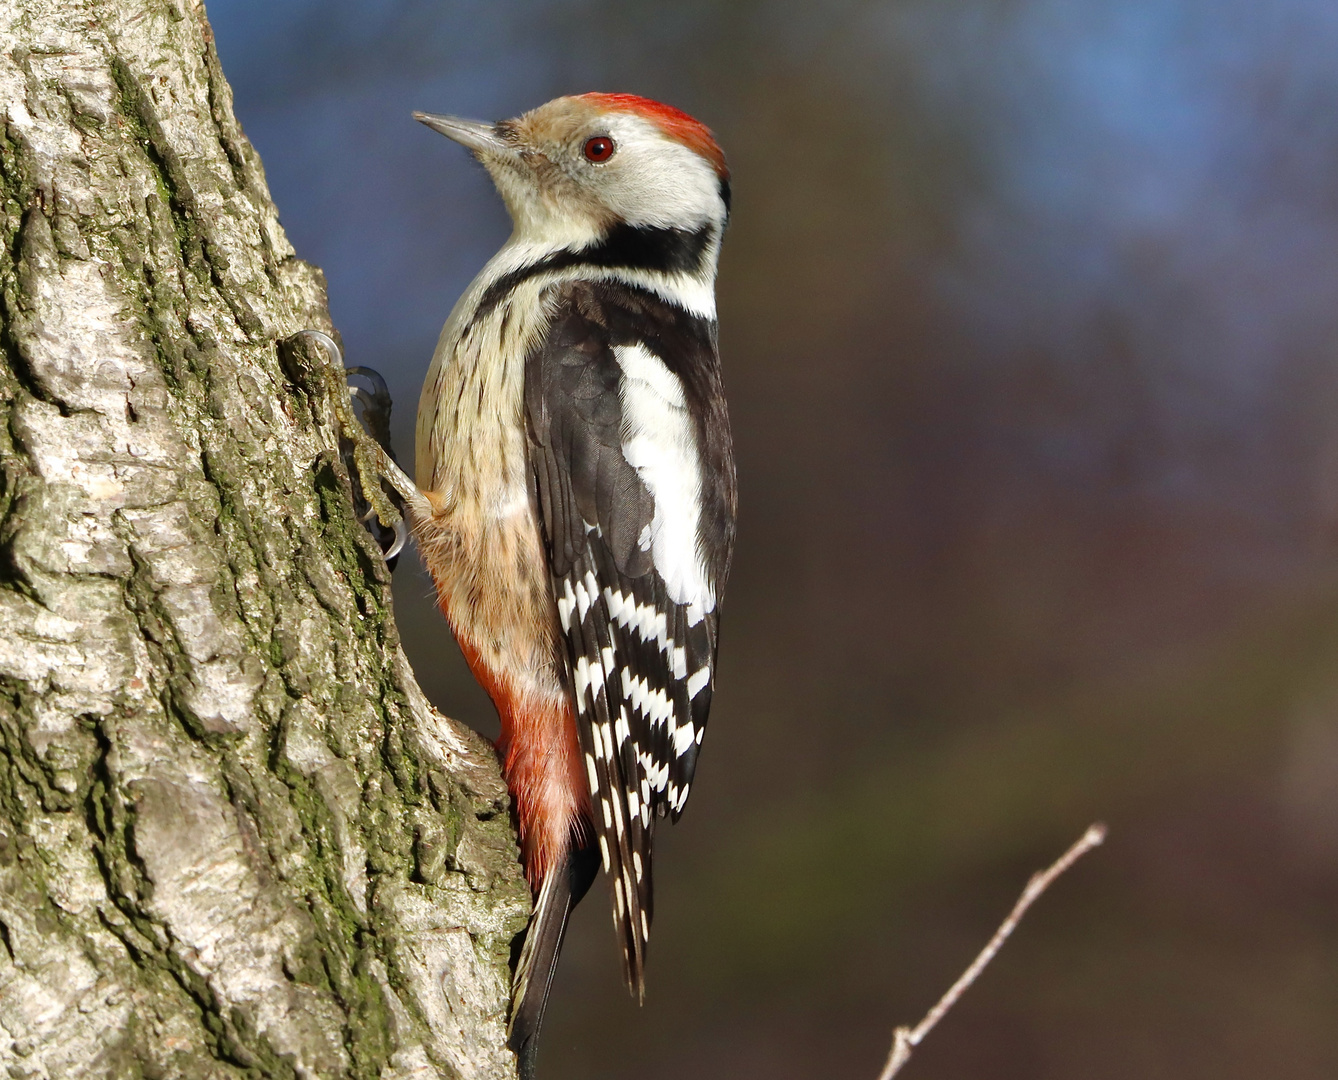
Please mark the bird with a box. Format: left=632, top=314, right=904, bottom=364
left=409, top=94, right=737, bottom=1076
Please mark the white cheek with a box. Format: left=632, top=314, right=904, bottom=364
left=601, top=122, right=722, bottom=229
left=614, top=343, right=714, bottom=611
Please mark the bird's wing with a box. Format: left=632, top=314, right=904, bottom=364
left=525, top=278, right=736, bottom=994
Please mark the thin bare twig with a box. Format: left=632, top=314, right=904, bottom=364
left=876, top=822, right=1108, bottom=1080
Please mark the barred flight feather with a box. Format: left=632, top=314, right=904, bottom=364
left=526, top=278, right=735, bottom=992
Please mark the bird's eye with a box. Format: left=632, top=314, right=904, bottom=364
left=583, top=135, right=616, bottom=163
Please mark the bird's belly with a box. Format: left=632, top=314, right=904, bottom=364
left=415, top=467, right=564, bottom=709
left=412, top=280, right=588, bottom=879
left=414, top=286, right=566, bottom=707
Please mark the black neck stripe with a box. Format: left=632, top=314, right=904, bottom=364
left=475, top=223, right=714, bottom=319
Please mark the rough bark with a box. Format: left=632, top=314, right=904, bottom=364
left=0, top=2, right=529, bottom=1078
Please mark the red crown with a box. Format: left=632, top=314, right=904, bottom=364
left=578, top=93, right=729, bottom=181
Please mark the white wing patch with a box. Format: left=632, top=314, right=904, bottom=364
left=615, top=343, right=714, bottom=613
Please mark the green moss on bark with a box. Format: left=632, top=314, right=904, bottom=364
left=0, top=4, right=527, bottom=1078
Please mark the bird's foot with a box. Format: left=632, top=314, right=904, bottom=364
left=294, top=329, right=417, bottom=562
left=344, top=364, right=409, bottom=560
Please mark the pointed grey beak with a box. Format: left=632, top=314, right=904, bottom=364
left=413, top=111, right=513, bottom=157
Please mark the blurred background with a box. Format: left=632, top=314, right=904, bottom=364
left=210, top=2, right=1338, bottom=1077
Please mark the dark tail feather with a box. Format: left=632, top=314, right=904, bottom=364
left=508, top=842, right=600, bottom=1080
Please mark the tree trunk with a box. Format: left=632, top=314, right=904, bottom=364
left=0, top=2, right=528, bottom=1078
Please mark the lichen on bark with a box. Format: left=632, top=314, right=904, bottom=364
left=0, top=2, right=529, bottom=1077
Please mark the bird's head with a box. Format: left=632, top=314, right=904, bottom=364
left=415, top=94, right=730, bottom=249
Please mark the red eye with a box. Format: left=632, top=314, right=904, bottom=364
left=583, top=135, right=615, bottom=163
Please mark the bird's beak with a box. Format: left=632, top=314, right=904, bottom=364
left=413, top=111, right=515, bottom=158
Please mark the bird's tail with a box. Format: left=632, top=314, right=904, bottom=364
left=508, top=841, right=600, bottom=1080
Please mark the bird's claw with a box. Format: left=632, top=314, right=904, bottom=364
left=355, top=502, right=407, bottom=564
left=384, top=518, right=408, bottom=561
left=346, top=364, right=395, bottom=452
left=293, top=329, right=410, bottom=565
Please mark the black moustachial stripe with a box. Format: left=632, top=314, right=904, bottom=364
left=476, top=222, right=715, bottom=319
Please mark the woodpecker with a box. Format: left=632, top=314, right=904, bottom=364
left=410, top=94, right=736, bottom=1076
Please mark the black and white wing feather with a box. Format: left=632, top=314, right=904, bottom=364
left=525, top=279, right=736, bottom=995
